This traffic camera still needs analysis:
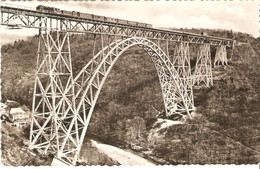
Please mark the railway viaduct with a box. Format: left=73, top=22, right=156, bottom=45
left=0, top=4, right=235, bottom=165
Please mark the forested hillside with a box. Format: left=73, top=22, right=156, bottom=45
left=1, top=28, right=260, bottom=164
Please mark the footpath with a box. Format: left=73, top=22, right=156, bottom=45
left=91, top=140, right=155, bottom=165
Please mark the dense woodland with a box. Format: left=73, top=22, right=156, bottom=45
left=1, top=28, right=260, bottom=164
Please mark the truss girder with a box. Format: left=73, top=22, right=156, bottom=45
left=193, top=44, right=213, bottom=87
left=0, top=6, right=234, bottom=47
left=214, top=45, right=228, bottom=66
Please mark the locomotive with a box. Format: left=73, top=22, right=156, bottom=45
left=36, top=5, right=153, bottom=28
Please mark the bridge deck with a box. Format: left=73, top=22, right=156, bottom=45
left=0, top=5, right=234, bottom=47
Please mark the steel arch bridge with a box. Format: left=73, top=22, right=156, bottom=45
left=30, top=33, right=194, bottom=164
left=0, top=4, right=235, bottom=165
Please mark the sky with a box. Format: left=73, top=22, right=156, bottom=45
left=0, top=0, right=259, bottom=44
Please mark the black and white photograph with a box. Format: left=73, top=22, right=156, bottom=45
left=0, top=0, right=259, bottom=167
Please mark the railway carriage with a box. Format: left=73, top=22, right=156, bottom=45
left=92, top=15, right=105, bottom=22
left=136, top=22, right=146, bottom=27
left=36, top=5, right=153, bottom=28
left=36, top=5, right=60, bottom=14
left=61, top=10, right=72, bottom=17
left=127, top=21, right=138, bottom=26
left=118, top=19, right=128, bottom=25
left=105, top=17, right=118, bottom=24
left=71, top=11, right=81, bottom=17
left=80, top=13, right=93, bottom=20
left=145, top=24, right=152, bottom=28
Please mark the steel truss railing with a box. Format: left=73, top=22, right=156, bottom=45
left=193, top=44, right=213, bottom=87
left=0, top=5, right=234, bottom=47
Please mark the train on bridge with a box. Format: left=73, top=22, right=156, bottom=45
left=36, top=5, right=153, bottom=28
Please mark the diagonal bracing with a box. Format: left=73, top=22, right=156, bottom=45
left=59, top=37, right=193, bottom=164
left=172, top=42, right=194, bottom=116
left=214, top=45, right=228, bottom=66
left=30, top=30, right=84, bottom=163
left=30, top=31, right=196, bottom=164
left=193, top=44, right=213, bottom=87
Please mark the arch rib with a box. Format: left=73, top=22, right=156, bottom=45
left=56, top=37, right=194, bottom=164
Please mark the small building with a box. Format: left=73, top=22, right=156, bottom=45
left=9, top=108, right=29, bottom=126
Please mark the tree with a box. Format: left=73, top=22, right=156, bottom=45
left=125, top=116, right=146, bottom=145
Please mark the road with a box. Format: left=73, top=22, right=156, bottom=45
left=91, top=140, right=155, bottom=166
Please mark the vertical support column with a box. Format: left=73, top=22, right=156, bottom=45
left=172, top=42, right=194, bottom=116
left=30, top=30, right=77, bottom=162
left=214, top=45, right=227, bottom=66
left=193, top=44, right=213, bottom=87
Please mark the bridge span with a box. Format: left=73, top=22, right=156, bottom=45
left=1, top=4, right=235, bottom=165
left=1, top=5, right=234, bottom=46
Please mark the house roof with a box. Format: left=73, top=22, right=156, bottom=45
left=10, top=108, right=26, bottom=115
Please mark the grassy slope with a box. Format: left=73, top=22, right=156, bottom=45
left=1, top=123, right=53, bottom=166
left=147, top=61, right=260, bottom=164
left=1, top=122, right=118, bottom=166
